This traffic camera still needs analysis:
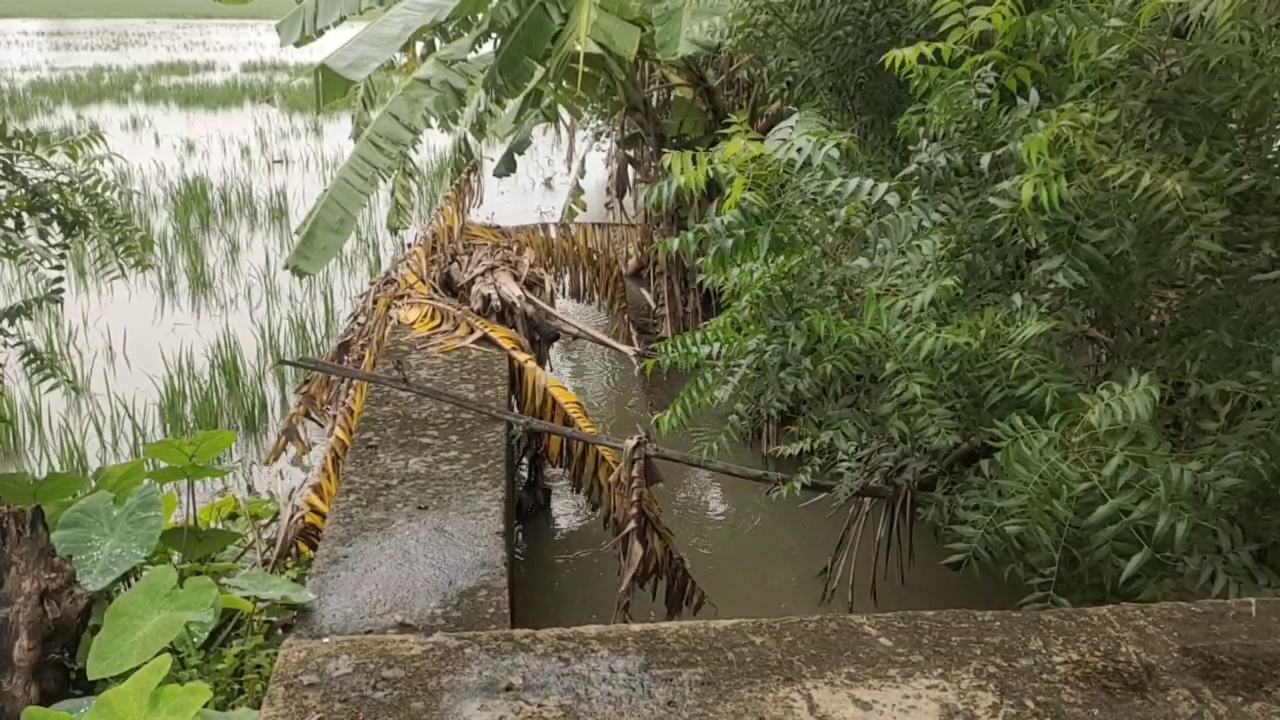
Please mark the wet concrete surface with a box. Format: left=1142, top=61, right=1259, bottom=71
left=263, top=598, right=1280, bottom=719
left=296, top=330, right=511, bottom=637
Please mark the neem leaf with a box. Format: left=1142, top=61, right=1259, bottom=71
left=51, top=487, right=164, bottom=592
left=222, top=568, right=316, bottom=604
left=87, top=566, right=219, bottom=680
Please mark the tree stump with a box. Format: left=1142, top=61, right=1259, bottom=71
left=0, top=505, right=88, bottom=717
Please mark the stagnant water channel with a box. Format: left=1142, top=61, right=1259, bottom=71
left=0, top=18, right=1016, bottom=628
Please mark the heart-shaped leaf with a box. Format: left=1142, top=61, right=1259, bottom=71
left=52, top=486, right=164, bottom=592
left=145, top=438, right=195, bottom=467
left=87, top=566, right=219, bottom=680
left=159, top=528, right=242, bottom=561
left=222, top=569, right=315, bottom=604
left=93, top=460, right=147, bottom=500
left=83, top=653, right=212, bottom=720
left=189, top=430, right=237, bottom=464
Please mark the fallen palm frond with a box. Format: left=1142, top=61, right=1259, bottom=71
left=266, top=165, right=484, bottom=552
left=609, top=436, right=706, bottom=621
left=394, top=299, right=709, bottom=619
left=459, top=222, right=645, bottom=346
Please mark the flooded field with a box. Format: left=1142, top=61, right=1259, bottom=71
left=0, top=18, right=1013, bottom=626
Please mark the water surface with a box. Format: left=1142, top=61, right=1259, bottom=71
left=0, top=18, right=1015, bottom=625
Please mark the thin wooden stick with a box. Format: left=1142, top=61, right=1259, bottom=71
left=524, top=292, right=644, bottom=363
left=278, top=357, right=895, bottom=500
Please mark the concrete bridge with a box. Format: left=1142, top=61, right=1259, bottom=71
left=259, top=330, right=1280, bottom=719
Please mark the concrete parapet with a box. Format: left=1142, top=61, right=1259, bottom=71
left=263, top=598, right=1280, bottom=719
left=295, top=330, right=511, bottom=638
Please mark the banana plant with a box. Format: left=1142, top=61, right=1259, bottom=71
left=230, top=0, right=731, bottom=275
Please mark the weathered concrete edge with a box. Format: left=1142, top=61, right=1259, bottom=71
left=296, top=330, right=513, bottom=638
left=264, top=598, right=1280, bottom=719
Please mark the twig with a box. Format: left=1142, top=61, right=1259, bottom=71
left=277, top=357, right=895, bottom=499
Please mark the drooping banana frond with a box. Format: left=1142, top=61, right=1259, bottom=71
left=609, top=435, right=708, bottom=620
left=398, top=297, right=708, bottom=618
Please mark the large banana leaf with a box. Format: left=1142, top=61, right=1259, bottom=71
left=275, top=0, right=399, bottom=48
left=652, top=0, right=730, bottom=60
left=315, top=0, right=468, bottom=107
left=284, top=37, right=484, bottom=276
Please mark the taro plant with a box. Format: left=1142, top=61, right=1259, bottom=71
left=5, top=430, right=311, bottom=719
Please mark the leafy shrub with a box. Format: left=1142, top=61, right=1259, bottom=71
left=650, top=0, right=1280, bottom=607
left=6, top=430, right=311, bottom=719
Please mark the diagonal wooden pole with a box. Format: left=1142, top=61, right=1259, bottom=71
left=277, top=357, right=895, bottom=500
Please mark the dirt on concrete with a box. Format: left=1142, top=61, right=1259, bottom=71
left=262, top=598, right=1280, bottom=719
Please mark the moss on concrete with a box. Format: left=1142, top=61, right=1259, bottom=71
left=263, top=599, right=1280, bottom=719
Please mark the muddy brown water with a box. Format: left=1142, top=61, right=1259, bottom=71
left=1, top=19, right=1016, bottom=628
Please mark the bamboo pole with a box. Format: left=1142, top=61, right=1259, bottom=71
left=277, top=357, right=896, bottom=500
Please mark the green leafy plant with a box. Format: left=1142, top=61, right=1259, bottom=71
left=18, top=430, right=308, bottom=719
left=651, top=0, right=1280, bottom=608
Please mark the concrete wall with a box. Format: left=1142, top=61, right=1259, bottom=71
left=266, top=599, right=1280, bottom=719
left=296, top=329, right=512, bottom=637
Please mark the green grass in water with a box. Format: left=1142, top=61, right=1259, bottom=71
left=0, top=0, right=296, bottom=19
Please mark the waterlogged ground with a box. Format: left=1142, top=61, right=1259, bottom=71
left=0, top=18, right=1013, bottom=625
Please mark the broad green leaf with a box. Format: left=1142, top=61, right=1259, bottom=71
left=285, top=38, right=481, bottom=275
left=149, top=465, right=233, bottom=486
left=590, top=6, right=642, bottom=60
left=652, top=0, right=729, bottom=60
left=0, top=472, right=88, bottom=508
left=21, top=708, right=74, bottom=720
left=315, top=0, right=467, bottom=107
left=198, top=496, right=239, bottom=526
left=146, top=438, right=193, bottom=467
left=87, top=566, right=219, bottom=680
left=84, top=654, right=210, bottom=720
left=84, top=654, right=171, bottom=720
left=160, top=527, right=243, bottom=561
left=148, top=683, right=214, bottom=720
left=223, top=568, right=316, bottom=604
left=489, top=1, right=555, bottom=96
left=174, top=603, right=219, bottom=656
left=219, top=593, right=256, bottom=614
left=163, top=492, right=180, bottom=526
left=48, top=697, right=96, bottom=718
left=189, top=430, right=237, bottom=464
left=51, top=487, right=164, bottom=592
left=93, top=460, right=147, bottom=499
left=277, top=0, right=399, bottom=48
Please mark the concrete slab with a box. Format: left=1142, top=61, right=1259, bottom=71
left=297, top=330, right=511, bottom=637
left=262, top=599, right=1280, bottom=719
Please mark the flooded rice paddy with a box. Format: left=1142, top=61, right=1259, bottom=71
left=0, top=18, right=1013, bottom=626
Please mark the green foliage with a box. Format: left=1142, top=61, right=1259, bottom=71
left=268, top=0, right=732, bottom=275
left=21, top=430, right=308, bottom=718
left=53, top=487, right=166, bottom=592
left=0, top=121, right=151, bottom=422
left=652, top=0, right=1280, bottom=607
